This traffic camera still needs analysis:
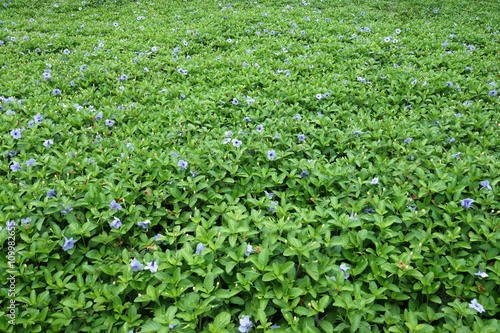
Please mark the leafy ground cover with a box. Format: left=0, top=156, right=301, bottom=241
left=1, top=0, right=500, bottom=332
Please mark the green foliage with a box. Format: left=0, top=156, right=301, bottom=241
left=1, top=0, right=500, bottom=332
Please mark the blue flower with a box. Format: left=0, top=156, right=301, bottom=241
left=469, top=299, right=485, bottom=313
left=130, top=258, right=143, bottom=271
left=63, top=236, right=77, bottom=251
left=273, top=132, right=280, bottom=139
left=119, top=74, right=128, bottom=81
left=10, top=161, right=21, bottom=172
left=233, top=98, right=239, bottom=105
left=26, top=158, right=36, bottom=167
left=191, top=170, right=198, bottom=178
left=316, top=93, right=322, bottom=99
left=349, top=210, right=357, bottom=220
left=480, top=181, right=493, bottom=191
left=245, top=244, right=254, bottom=257
left=232, top=139, right=242, bottom=147
left=353, top=131, right=362, bottom=135
left=267, top=150, right=277, bottom=160
left=196, top=243, right=206, bottom=255
left=244, top=116, right=251, bottom=122
left=47, top=189, right=56, bottom=198
left=11, top=128, right=22, bottom=139
left=474, top=266, right=489, bottom=278
left=154, top=234, right=164, bottom=243
left=407, top=206, right=417, bottom=212
left=452, top=152, right=462, bottom=159
left=225, top=131, right=233, bottom=137
left=446, top=81, right=453, bottom=87
left=105, top=119, right=115, bottom=127
left=371, top=177, right=379, bottom=185
left=110, top=216, right=122, bottom=229
left=293, top=114, right=302, bottom=120
left=270, top=325, right=281, bottom=329
left=298, top=134, right=305, bottom=142
left=53, top=89, right=62, bottom=95
left=145, top=260, right=159, bottom=273
left=461, top=198, right=474, bottom=209
left=404, top=138, right=412, bottom=144
left=109, top=200, right=122, bottom=210
left=489, top=90, right=497, bottom=97
left=138, top=220, right=151, bottom=231
left=21, top=217, right=32, bottom=227
left=178, top=159, right=188, bottom=170
left=43, top=139, right=54, bottom=147
left=61, top=204, right=73, bottom=214
left=364, top=208, right=375, bottom=214
left=264, top=191, right=274, bottom=199
left=239, top=316, right=252, bottom=333
left=449, top=138, right=455, bottom=143
left=34, top=113, right=43, bottom=123
left=300, top=170, right=309, bottom=178
left=256, top=124, right=264, bottom=132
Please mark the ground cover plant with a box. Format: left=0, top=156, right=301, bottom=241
left=1, top=0, right=500, bottom=332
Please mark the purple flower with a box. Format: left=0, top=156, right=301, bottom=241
left=130, top=258, right=143, bottom=271
left=371, top=177, right=379, bottom=185
left=298, top=134, right=305, bottom=142
left=245, top=244, right=254, bottom=257
left=489, top=90, right=497, bottom=97
left=145, top=260, right=158, bottom=273
left=110, top=216, right=122, bottom=229
left=232, top=139, right=242, bottom=147
left=449, top=138, right=455, bottom=144
left=109, top=200, right=122, bottom=210
left=105, top=119, right=115, bottom=127
left=316, top=93, right=322, bottom=99
left=474, top=266, right=489, bottom=278
left=407, top=206, right=417, bottom=212
left=446, top=81, right=453, bottom=87
left=61, top=204, right=73, bottom=214
left=171, top=152, right=179, bottom=157
left=239, top=316, right=252, bottom=333
left=469, top=299, right=485, bottom=313
left=21, top=217, right=32, bottom=227
left=47, top=189, right=56, bottom=198
left=11, top=128, right=22, bottom=139
left=353, top=131, right=362, bottom=135
left=34, top=113, right=43, bottom=123
left=10, top=161, right=21, bottom=172
left=452, top=152, right=462, bottom=159
left=138, top=220, right=151, bottom=231
left=480, top=180, right=493, bottom=191
left=196, top=243, right=206, bottom=254
left=95, top=111, right=103, bottom=121
left=273, top=132, right=280, bottom=139
left=256, top=124, right=264, bottom=132
left=244, top=116, right=251, bottom=122
left=62, top=236, right=77, bottom=251
left=404, top=138, right=412, bottom=144
left=267, top=150, right=277, bottom=160
left=270, top=325, right=280, bottom=329
left=269, top=201, right=277, bottom=213
left=293, top=114, right=302, bottom=120
left=43, top=139, right=54, bottom=147
left=191, top=170, right=198, bottom=178
left=119, top=74, right=128, bottom=81
left=26, top=158, right=36, bottom=167
left=53, top=89, right=62, bottom=95
left=349, top=210, right=357, bottom=220
left=300, top=170, right=309, bottom=178
left=461, top=198, right=474, bottom=209
left=233, top=98, right=239, bottom=105
left=178, top=159, right=188, bottom=170
left=264, top=190, right=274, bottom=199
